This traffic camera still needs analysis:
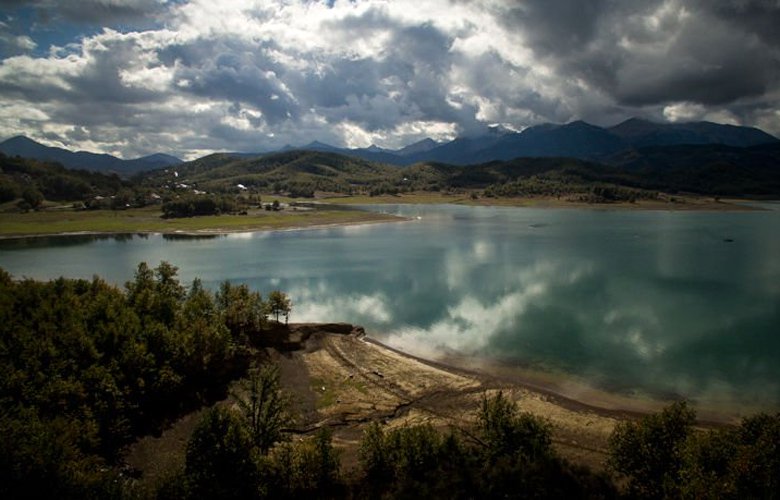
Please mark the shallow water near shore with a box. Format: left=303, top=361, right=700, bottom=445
left=2, top=203, right=779, bottom=417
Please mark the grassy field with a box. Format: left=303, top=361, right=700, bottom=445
left=0, top=205, right=403, bottom=237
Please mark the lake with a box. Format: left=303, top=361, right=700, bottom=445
left=2, top=203, right=779, bottom=415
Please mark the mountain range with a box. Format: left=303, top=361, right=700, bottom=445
left=302, top=118, right=778, bottom=166
left=139, top=141, right=780, bottom=199
left=0, top=136, right=182, bottom=175
left=1, top=118, right=778, bottom=174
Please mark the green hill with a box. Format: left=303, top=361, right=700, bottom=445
left=140, top=150, right=401, bottom=196
left=0, top=153, right=129, bottom=207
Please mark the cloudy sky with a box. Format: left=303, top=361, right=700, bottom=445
left=0, top=0, right=778, bottom=160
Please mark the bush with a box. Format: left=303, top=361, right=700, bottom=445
left=264, top=428, right=342, bottom=497
left=608, top=401, right=696, bottom=498
left=162, top=195, right=237, bottom=218
left=477, top=390, right=552, bottom=462
left=21, top=186, right=44, bottom=209
left=0, top=178, right=19, bottom=202
left=609, top=402, right=780, bottom=499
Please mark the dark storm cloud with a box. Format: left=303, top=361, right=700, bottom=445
left=500, top=0, right=612, bottom=56
left=700, top=0, right=780, bottom=47
left=168, top=39, right=300, bottom=125
left=1, top=0, right=167, bottom=25
left=504, top=0, right=780, bottom=110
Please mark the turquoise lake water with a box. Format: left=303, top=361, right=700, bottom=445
left=2, top=203, right=779, bottom=411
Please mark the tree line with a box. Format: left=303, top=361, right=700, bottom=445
left=166, top=383, right=779, bottom=499
left=0, top=153, right=126, bottom=209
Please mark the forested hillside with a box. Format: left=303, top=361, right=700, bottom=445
left=4, top=141, right=780, bottom=216
left=0, top=153, right=128, bottom=208
left=144, top=148, right=780, bottom=201
left=0, top=263, right=283, bottom=497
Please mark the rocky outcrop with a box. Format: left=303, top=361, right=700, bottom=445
left=252, top=322, right=364, bottom=351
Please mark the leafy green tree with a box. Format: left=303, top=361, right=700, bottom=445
left=175, top=278, right=234, bottom=384
left=22, top=186, right=44, bottom=208
left=267, top=290, right=292, bottom=324
left=266, top=428, right=342, bottom=497
left=608, top=401, right=696, bottom=498
left=358, top=422, right=391, bottom=482
left=357, top=422, right=475, bottom=498
left=476, top=390, right=552, bottom=462
left=678, top=428, right=738, bottom=499
left=730, top=413, right=780, bottom=498
left=216, top=281, right=267, bottom=341
left=125, top=261, right=186, bottom=329
left=233, top=363, right=289, bottom=454
left=184, top=406, right=259, bottom=499
left=154, top=261, right=187, bottom=326
left=0, top=407, right=110, bottom=499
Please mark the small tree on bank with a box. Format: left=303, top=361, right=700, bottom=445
left=268, top=290, right=292, bottom=325
left=233, top=363, right=289, bottom=455
left=477, top=391, right=552, bottom=462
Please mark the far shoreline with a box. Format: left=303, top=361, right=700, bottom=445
left=318, top=191, right=767, bottom=212
left=0, top=193, right=770, bottom=239
left=0, top=216, right=411, bottom=241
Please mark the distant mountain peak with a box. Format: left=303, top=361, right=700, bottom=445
left=562, top=120, right=601, bottom=129
left=395, top=137, right=440, bottom=156
left=4, top=135, right=42, bottom=146
left=302, top=140, right=339, bottom=151
left=0, top=135, right=181, bottom=174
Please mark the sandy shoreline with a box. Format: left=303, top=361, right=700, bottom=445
left=367, top=336, right=747, bottom=426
